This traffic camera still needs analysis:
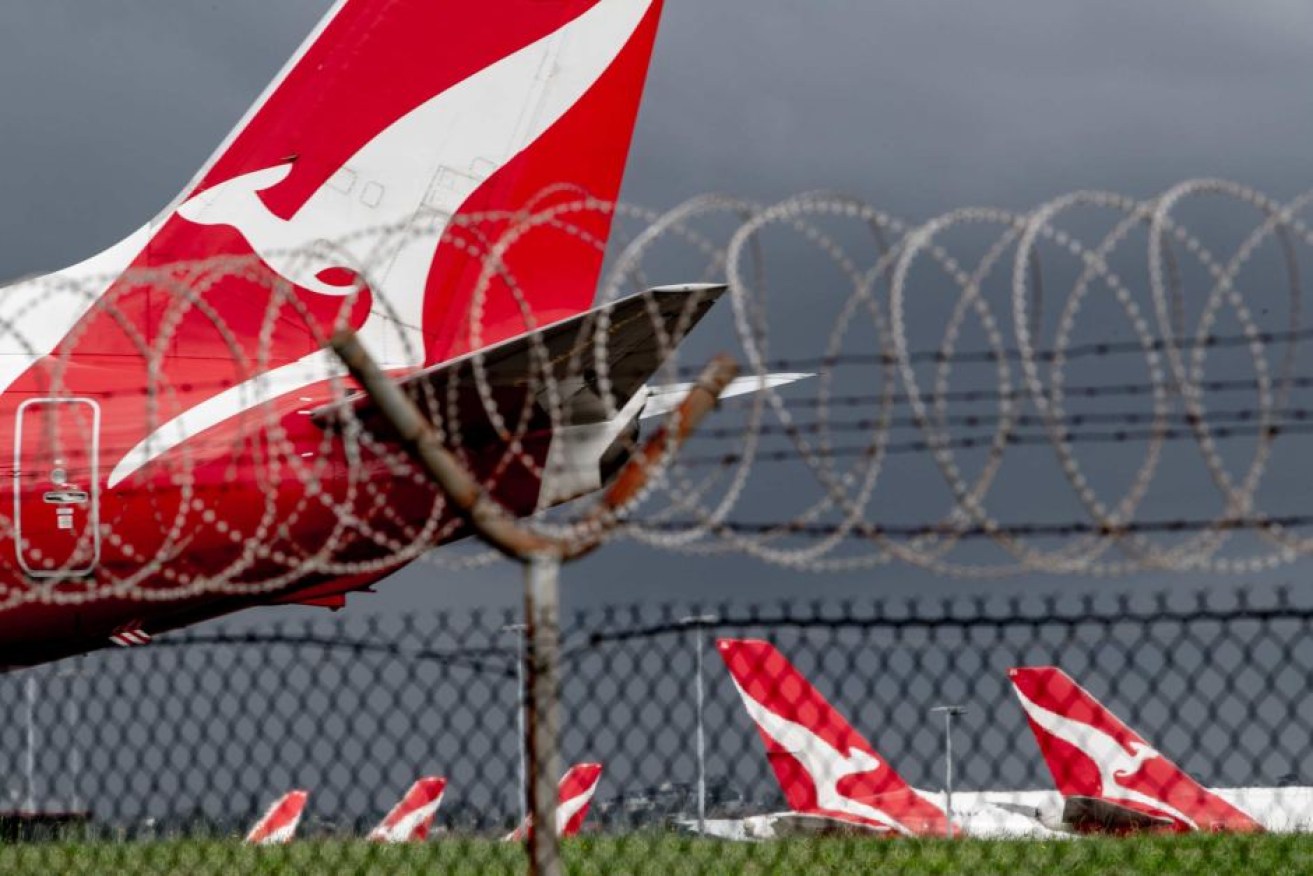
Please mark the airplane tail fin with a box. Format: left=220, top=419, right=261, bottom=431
left=367, top=776, right=448, bottom=843
left=1008, top=667, right=1261, bottom=833
left=557, top=762, right=605, bottom=837
left=505, top=762, right=605, bottom=841
left=244, top=790, right=309, bottom=845
left=717, top=639, right=951, bottom=836
left=66, top=0, right=671, bottom=490
left=148, top=0, right=667, bottom=370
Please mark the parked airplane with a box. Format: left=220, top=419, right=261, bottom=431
left=505, top=762, right=604, bottom=841
left=368, top=776, right=448, bottom=843
left=0, top=0, right=799, bottom=669
left=711, top=639, right=1057, bottom=839
left=1009, top=666, right=1265, bottom=834
left=244, top=790, right=309, bottom=845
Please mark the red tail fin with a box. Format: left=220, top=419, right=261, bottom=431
left=367, top=777, right=448, bottom=843
left=717, top=639, right=950, bottom=836
left=1009, top=667, right=1261, bottom=833
left=505, top=762, right=604, bottom=841
left=25, top=0, right=669, bottom=488
left=557, top=763, right=604, bottom=836
left=163, top=0, right=667, bottom=366
left=244, top=790, right=309, bottom=845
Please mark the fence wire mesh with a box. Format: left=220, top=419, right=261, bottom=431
left=5, top=178, right=1313, bottom=873
left=2, top=586, right=1312, bottom=873
left=2, top=2, right=1309, bottom=875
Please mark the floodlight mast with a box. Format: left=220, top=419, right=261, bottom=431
left=678, top=614, right=719, bottom=834
left=930, top=705, right=968, bottom=839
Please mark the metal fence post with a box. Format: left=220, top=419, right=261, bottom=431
left=526, top=555, right=564, bottom=876
left=330, top=329, right=738, bottom=875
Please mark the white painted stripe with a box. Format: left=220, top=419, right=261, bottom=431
left=111, top=630, right=150, bottom=646
left=108, top=348, right=344, bottom=487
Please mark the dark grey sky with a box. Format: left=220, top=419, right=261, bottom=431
left=2, top=1, right=1310, bottom=269
left=0, top=1, right=1311, bottom=619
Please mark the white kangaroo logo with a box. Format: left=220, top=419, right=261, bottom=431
left=110, top=0, right=654, bottom=487
left=730, top=675, right=925, bottom=835
left=1012, top=682, right=1198, bottom=829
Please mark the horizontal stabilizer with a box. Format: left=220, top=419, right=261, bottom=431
left=681, top=811, right=890, bottom=841
left=642, top=373, right=812, bottom=419
left=315, top=285, right=725, bottom=445
left=1062, top=796, right=1175, bottom=834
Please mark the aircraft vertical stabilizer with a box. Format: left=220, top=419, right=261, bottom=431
left=367, top=777, right=448, bottom=843
left=245, top=790, right=309, bottom=845
left=1009, top=666, right=1262, bottom=833
left=718, top=638, right=952, bottom=836
left=505, top=762, right=604, bottom=841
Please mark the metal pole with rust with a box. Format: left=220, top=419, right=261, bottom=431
left=525, top=553, right=562, bottom=868
left=331, top=330, right=738, bottom=874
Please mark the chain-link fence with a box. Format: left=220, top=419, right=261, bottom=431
left=1, top=585, right=1310, bottom=872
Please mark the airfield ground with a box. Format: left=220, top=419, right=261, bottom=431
left=4, top=833, right=1312, bottom=875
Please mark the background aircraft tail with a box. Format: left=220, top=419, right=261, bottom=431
left=556, top=762, right=605, bottom=837
left=367, top=776, right=448, bottom=843
left=505, top=762, right=604, bottom=841
left=1009, top=666, right=1261, bottom=833
left=153, top=0, right=668, bottom=369
left=717, top=639, right=952, bottom=836
left=244, top=790, right=309, bottom=845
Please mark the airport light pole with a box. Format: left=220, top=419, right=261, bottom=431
left=502, top=623, right=529, bottom=828
left=930, top=705, right=968, bottom=838
left=679, top=614, right=718, bottom=834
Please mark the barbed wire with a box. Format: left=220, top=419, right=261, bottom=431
left=640, top=512, right=1313, bottom=542
left=4, top=178, right=1313, bottom=615
left=691, top=405, right=1313, bottom=441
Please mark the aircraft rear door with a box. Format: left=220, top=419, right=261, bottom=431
left=14, top=398, right=101, bottom=577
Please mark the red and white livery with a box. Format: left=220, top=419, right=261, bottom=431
left=0, top=0, right=812, bottom=669
left=1009, top=666, right=1263, bottom=834
left=717, top=638, right=953, bottom=837
left=108, top=624, right=151, bottom=648
left=505, top=762, right=604, bottom=841
left=712, top=640, right=1067, bottom=840
left=368, top=776, right=448, bottom=843
left=244, top=790, right=309, bottom=845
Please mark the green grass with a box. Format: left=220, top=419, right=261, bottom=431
left=4, top=833, right=1312, bottom=875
